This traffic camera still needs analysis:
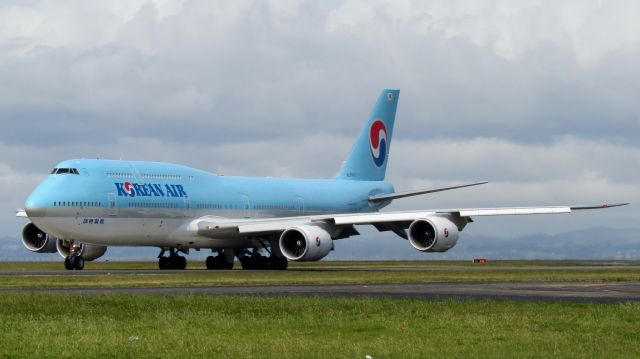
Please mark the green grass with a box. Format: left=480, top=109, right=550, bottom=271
left=1, top=261, right=640, bottom=289
left=0, top=294, right=639, bottom=358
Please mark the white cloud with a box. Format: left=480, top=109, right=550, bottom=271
left=326, top=0, right=640, bottom=68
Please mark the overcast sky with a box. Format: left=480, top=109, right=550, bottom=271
left=0, top=0, right=638, bottom=257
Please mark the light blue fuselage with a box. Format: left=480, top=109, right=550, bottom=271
left=24, top=88, right=400, bottom=250
left=25, top=159, right=394, bottom=248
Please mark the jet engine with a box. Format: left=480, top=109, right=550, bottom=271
left=56, top=239, right=107, bottom=261
left=279, top=225, right=333, bottom=261
left=408, top=216, right=460, bottom=252
left=21, top=223, right=57, bottom=253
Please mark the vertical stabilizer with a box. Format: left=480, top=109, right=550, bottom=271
left=336, top=88, right=399, bottom=181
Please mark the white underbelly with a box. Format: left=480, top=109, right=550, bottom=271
left=31, top=216, right=258, bottom=249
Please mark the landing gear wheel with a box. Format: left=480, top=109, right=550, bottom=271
left=205, top=256, right=215, bottom=270
left=239, top=256, right=254, bottom=270
left=176, top=256, right=187, bottom=270
left=271, top=257, right=288, bottom=270
left=206, top=255, right=234, bottom=270
left=75, top=256, right=85, bottom=270
left=64, top=256, right=73, bottom=270
left=159, top=255, right=187, bottom=270
left=222, top=259, right=234, bottom=270
left=64, top=255, right=85, bottom=270
left=159, top=257, right=170, bottom=270
left=240, top=254, right=286, bottom=270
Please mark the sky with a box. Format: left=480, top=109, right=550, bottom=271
left=0, top=0, right=638, bottom=259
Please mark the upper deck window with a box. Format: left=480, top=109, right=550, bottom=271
left=51, top=168, right=79, bottom=175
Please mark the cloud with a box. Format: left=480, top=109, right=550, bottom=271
left=1, top=0, right=638, bottom=147
left=327, top=0, right=640, bottom=68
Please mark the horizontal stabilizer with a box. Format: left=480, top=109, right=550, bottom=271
left=368, top=181, right=488, bottom=202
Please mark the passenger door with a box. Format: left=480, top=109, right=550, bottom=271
left=242, top=195, right=251, bottom=218
left=107, top=193, right=117, bottom=216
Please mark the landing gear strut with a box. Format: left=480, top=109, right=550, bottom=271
left=158, top=248, right=187, bottom=270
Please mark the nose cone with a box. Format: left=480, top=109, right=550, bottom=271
left=24, top=180, right=56, bottom=218
left=24, top=190, right=48, bottom=218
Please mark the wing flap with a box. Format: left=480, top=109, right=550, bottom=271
left=456, top=207, right=571, bottom=217
left=333, top=211, right=436, bottom=225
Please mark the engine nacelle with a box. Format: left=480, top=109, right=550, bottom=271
left=408, top=216, right=460, bottom=252
left=279, top=225, right=333, bottom=261
left=56, top=240, right=107, bottom=261
left=21, top=223, right=57, bottom=253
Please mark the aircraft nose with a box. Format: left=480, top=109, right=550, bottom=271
left=24, top=187, right=50, bottom=218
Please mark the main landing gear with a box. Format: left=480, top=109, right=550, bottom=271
left=64, top=242, right=84, bottom=270
left=237, top=248, right=288, bottom=270
left=158, top=248, right=187, bottom=270
left=206, top=249, right=234, bottom=270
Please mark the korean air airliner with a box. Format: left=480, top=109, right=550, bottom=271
left=16, top=89, right=627, bottom=270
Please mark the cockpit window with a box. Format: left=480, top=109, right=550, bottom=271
left=51, top=168, right=79, bottom=175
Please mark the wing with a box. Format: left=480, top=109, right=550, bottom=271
left=16, top=209, right=27, bottom=218
left=194, top=203, right=628, bottom=240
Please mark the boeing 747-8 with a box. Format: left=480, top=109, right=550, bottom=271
left=16, top=89, right=627, bottom=270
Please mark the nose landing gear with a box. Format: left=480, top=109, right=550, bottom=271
left=64, top=242, right=84, bottom=270
left=64, top=255, right=84, bottom=270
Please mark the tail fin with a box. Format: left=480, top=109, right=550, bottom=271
left=336, top=88, right=399, bottom=181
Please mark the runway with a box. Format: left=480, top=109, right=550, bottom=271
left=3, top=280, right=640, bottom=303
left=2, top=264, right=639, bottom=302
left=2, top=264, right=640, bottom=276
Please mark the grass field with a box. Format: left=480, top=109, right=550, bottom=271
left=1, top=261, right=640, bottom=289
left=2, top=262, right=639, bottom=358
left=1, top=294, right=639, bottom=358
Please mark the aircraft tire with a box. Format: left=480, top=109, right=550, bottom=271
left=222, top=260, right=234, bottom=270
left=159, top=257, right=170, bottom=270
left=205, top=256, right=215, bottom=270
left=75, top=256, right=85, bottom=270
left=64, top=256, right=73, bottom=270
left=207, top=255, right=234, bottom=270
left=240, top=257, right=253, bottom=270
left=271, top=257, right=288, bottom=270
left=175, top=256, right=187, bottom=270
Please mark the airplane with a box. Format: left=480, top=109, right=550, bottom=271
left=16, top=88, right=627, bottom=270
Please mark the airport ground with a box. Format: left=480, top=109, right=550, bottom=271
left=1, top=260, right=640, bottom=290
left=1, top=260, right=640, bottom=358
